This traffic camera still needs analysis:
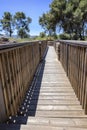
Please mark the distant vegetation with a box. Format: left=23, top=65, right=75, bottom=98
left=0, top=12, right=32, bottom=38
left=0, top=0, right=87, bottom=41
left=39, top=0, right=87, bottom=40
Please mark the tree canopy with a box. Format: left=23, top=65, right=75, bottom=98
left=39, top=0, right=87, bottom=40
left=1, top=12, right=13, bottom=37
left=14, top=12, right=32, bottom=38
left=0, top=12, right=32, bottom=38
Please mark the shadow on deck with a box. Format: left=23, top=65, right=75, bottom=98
left=1, top=45, right=87, bottom=130
left=1, top=47, right=49, bottom=129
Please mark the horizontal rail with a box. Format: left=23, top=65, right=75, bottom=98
left=0, top=40, right=46, bottom=50
left=58, top=40, right=87, bottom=47
left=55, top=40, right=87, bottom=114
left=0, top=40, right=47, bottom=122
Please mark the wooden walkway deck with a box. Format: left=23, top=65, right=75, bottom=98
left=1, top=46, right=87, bottom=130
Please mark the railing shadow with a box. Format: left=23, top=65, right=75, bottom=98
left=0, top=47, right=49, bottom=130
left=27, top=47, right=48, bottom=117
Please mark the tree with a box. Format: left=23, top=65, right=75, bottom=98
left=39, top=0, right=87, bottom=40
left=39, top=32, right=46, bottom=38
left=39, top=12, right=56, bottom=36
left=14, top=12, right=32, bottom=38
left=1, top=12, right=13, bottom=37
left=18, top=28, right=29, bottom=38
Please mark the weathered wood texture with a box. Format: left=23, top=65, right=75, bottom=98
left=0, top=40, right=47, bottom=122
left=54, top=42, right=60, bottom=60
left=55, top=40, right=87, bottom=114
left=39, top=41, right=47, bottom=60
left=0, top=46, right=87, bottom=130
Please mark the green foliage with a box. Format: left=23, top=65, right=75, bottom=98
left=39, top=12, right=56, bottom=36
left=39, top=0, right=87, bottom=40
left=14, top=12, right=32, bottom=38
left=1, top=12, right=13, bottom=37
left=39, top=32, right=46, bottom=38
left=0, top=12, right=32, bottom=38
left=59, top=33, right=71, bottom=40
left=18, top=28, right=30, bottom=38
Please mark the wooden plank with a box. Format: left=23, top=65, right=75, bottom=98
left=26, top=117, right=87, bottom=127
left=1, top=43, right=87, bottom=130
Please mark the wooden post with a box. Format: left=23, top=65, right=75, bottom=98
left=66, top=44, right=68, bottom=76
left=0, top=81, right=7, bottom=122
left=84, top=49, right=87, bottom=114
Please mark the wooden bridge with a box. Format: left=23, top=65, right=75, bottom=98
left=0, top=40, right=87, bottom=130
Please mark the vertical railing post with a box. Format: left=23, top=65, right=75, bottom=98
left=84, top=48, right=87, bottom=114
left=0, top=82, right=7, bottom=122
left=39, top=41, right=42, bottom=61
left=58, top=43, right=60, bottom=61
left=66, top=44, right=68, bottom=76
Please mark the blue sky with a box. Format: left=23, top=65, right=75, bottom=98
left=0, top=0, right=52, bottom=35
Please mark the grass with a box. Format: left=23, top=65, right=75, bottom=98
left=9, top=36, right=56, bottom=43
left=9, top=37, right=33, bottom=43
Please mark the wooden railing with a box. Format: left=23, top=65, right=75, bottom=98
left=39, top=40, right=47, bottom=61
left=55, top=40, right=87, bottom=114
left=0, top=40, right=47, bottom=122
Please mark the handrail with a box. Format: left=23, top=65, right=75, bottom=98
left=0, top=40, right=47, bottom=122
left=55, top=40, right=87, bottom=114
left=58, top=40, right=87, bottom=47
left=0, top=40, right=46, bottom=50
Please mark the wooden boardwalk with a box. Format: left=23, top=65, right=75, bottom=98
left=1, top=46, right=87, bottom=130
